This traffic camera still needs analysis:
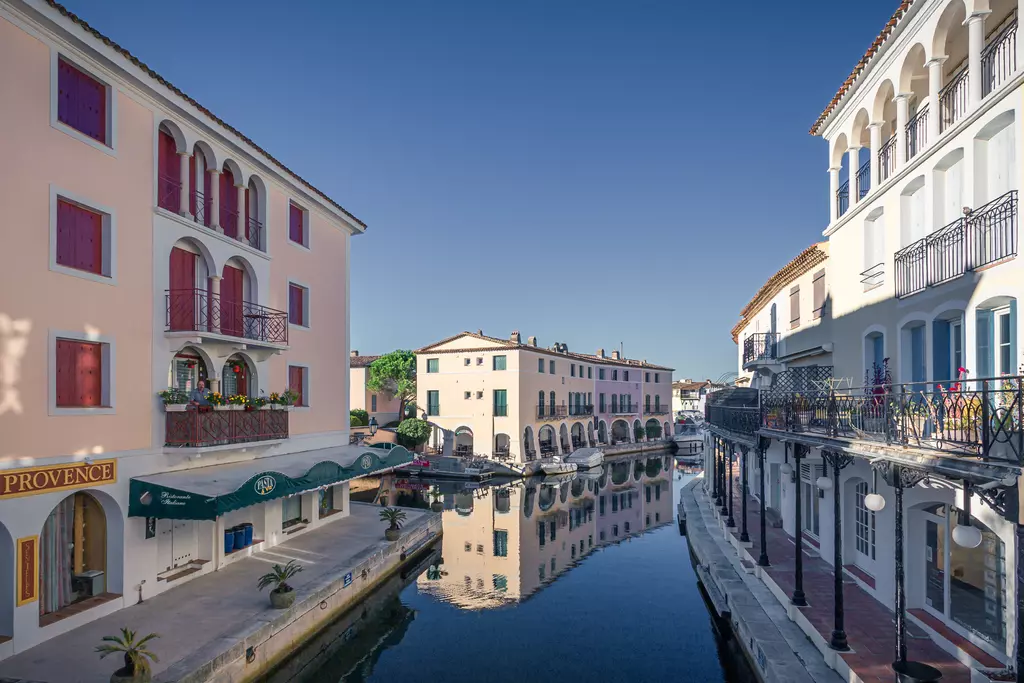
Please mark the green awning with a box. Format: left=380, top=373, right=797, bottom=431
left=128, top=445, right=414, bottom=520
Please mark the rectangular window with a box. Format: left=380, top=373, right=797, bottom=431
left=624, top=371, right=629, bottom=381
left=493, top=574, right=508, bottom=592
left=599, top=394, right=606, bottom=412
left=612, top=496, right=619, bottom=512
left=426, top=358, right=439, bottom=373
left=282, top=495, right=302, bottom=529
left=655, top=373, right=660, bottom=383
left=493, top=530, right=508, bottom=557
left=549, top=360, right=555, bottom=374
left=289, top=202, right=308, bottom=247
left=464, top=391, right=471, bottom=399
left=645, top=372, right=650, bottom=382
left=427, top=390, right=440, bottom=416
left=612, top=370, right=618, bottom=380
left=812, top=269, right=826, bottom=319
left=318, top=487, right=336, bottom=517
left=800, top=463, right=821, bottom=537
left=57, top=57, right=108, bottom=145
left=56, top=199, right=105, bottom=276
left=288, top=365, right=308, bottom=406
left=997, top=309, right=1013, bottom=375
left=571, top=364, right=576, bottom=377
left=371, top=394, right=377, bottom=412
left=55, top=339, right=104, bottom=407
left=549, top=521, right=556, bottom=542
left=493, top=355, right=506, bottom=371
left=493, top=389, right=508, bottom=416
left=790, top=285, right=801, bottom=329
left=587, top=366, right=592, bottom=379
left=538, top=521, right=546, bottom=547
left=599, top=368, right=606, bottom=380
left=611, top=394, right=618, bottom=411
left=538, top=358, right=544, bottom=373
left=854, top=481, right=876, bottom=560
left=288, top=283, right=308, bottom=326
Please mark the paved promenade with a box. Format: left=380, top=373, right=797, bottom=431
left=714, top=464, right=973, bottom=683
left=0, top=504, right=431, bottom=683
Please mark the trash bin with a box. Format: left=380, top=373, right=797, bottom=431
left=233, top=526, right=246, bottom=550
left=224, top=528, right=235, bottom=554
left=242, top=522, right=254, bottom=546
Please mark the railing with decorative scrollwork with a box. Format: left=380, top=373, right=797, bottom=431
left=165, top=407, right=289, bottom=447
left=906, top=106, right=928, bottom=160
left=759, top=376, right=1024, bottom=464
left=856, top=161, right=870, bottom=198
left=879, top=134, right=897, bottom=183
left=166, top=289, right=289, bottom=345
left=705, top=387, right=760, bottom=438
left=743, top=332, right=779, bottom=366
left=836, top=180, right=849, bottom=218
left=982, top=19, right=1017, bottom=98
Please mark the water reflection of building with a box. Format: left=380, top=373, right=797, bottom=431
left=415, top=455, right=674, bottom=608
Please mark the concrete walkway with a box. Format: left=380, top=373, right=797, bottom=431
left=0, top=504, right=430, bottom=683
left=715, top=465, right=974, bottom=683
left=682, top=478, right=841, bottom=683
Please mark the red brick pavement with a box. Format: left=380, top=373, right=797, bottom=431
left=715, top=464, right=973, bottom=683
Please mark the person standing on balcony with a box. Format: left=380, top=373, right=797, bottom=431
left=190, top=379, right=211, bottom=407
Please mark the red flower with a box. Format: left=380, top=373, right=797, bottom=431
left=233, top=366, right=241, bottom=373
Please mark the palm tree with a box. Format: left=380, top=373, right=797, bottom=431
left=96, top=628, right=159, bottom=678
left=257, top=559, right=303, bottom=594
left=379, top=506, right=407, bottom=531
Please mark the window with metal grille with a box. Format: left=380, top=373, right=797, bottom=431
left=855, top=481, right=876, bottom=560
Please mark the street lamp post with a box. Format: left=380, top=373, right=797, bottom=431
left=822, top=449, right=853, bottom=651
left=369, top=416, right=378, bottom=438
left=713, top=436, right=722, bottom=507
left=739, top=445, right=750, bottom=543
left=727, top=443, right=736, bottom=528
left=757, top=436, right=770, bottom=567
left=790, top=443, right=807, bottom=606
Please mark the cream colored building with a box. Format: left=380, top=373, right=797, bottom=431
left=415, top=331, right=674, bottom=462
left=348, top=351, right=402, bottom=426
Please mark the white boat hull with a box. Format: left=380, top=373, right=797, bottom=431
left=566, top=452, right=603, bottom=469
left=540, top=462, right=578, bottom=475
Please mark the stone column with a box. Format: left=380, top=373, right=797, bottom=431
left=209, top=275, right=222, bottom=334
left=895, top=94, right=910, bottom=167
left=208, top=169, right=222, bottom=233
left=927, top=56, right=946, bottom=140
left=178, top=152, right=192, bottom=218
left=236, top=185, right=247, bottom=243
left=848, top=147, right=862, bottom=206
left=967, top=12, right=989, bottom=107
left=868, top=123, right=882, bottom=188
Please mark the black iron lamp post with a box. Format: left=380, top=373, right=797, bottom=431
left=821, top=449, right=853, bottom=651
left=790, top=443, right=807, bottom=607
left=727, top=443, right=736, bottom=528
left=757, top=436, right=770, bottom=567
left=739, top=445, right=750, bottom=543
left=369, top=416, right=378, bottom=437
left=873, top=461, right=941, bottom=683
left=713, top=437, right=723, bottom=508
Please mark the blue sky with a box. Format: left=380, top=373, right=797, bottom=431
left=63, top=0, right=896, bottom=380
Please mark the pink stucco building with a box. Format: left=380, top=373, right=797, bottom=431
left=0, top=0, right=385, bottom=654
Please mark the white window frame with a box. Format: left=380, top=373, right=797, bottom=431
left=49, top=328, right=116, bottom=416
left=854, top=481, right=876, bottom=562
left=288, top=362, right=311, bottom=411
left=995, top=306, right=1013, bottom=375
left=49, top=185, right=117, bottom=285
left=50, top=50, right=118, bottom=156
left=287, top=279, right=311, bottom=330
left=287, top=200, right=311, bottom=251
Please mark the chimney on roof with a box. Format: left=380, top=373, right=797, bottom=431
left=510, top=331, right=521, bottom=343
left=597, top=348, right=605, bottom=358
left=527, top=336, right=537, bottom=347
left=611, top=350, right=620, bottom=360
left=350, top=350, right=358, bottom=357
left=476, top=329, right=483, bottom=335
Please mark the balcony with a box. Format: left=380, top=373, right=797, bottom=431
left=165, top=408, right=288, bottom=448
left=860, top=262, right=885, bottom=291
left=906, top=106, right=928, bottom=160
left=760, top=376, right=1024, bottom=464
left=878, top=133, right=897, bottom=183
left=742, top=332, right=779, bottom=369
left=568, top=404, right=594, bottom=416
left=939, top=67, right=969, bottom=133
left=856, top=161, right=870, bottom=199
left=537, top=405, right=568, bottom=421
left=166, top=288, right=289, bottom=346
left=704, top=387, right=760, bottom=438
left=608, top=404, right=638, bottom=415
left=895, top=190, right=1017, bottom=298
left=645, top=405, right=670, bottom=415
left=836, top=180, right=849, bottom=218
left=982, top=20, right=1017, bottom=99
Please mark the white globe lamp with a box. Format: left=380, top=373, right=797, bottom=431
left=864, top=493, right=886, bottom=512
left=952, top=524, right=982, bottom=549
left=816, top=475, right=832, bottom=491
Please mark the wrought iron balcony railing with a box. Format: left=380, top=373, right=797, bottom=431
left=743, top=332, right=779, bottom=366
left=939, top=67, right=969, bottom=133
left=704, top=387, right=760, bottom=437
left=760, top=376, right=1024, bottom=464
left=568, top=404, right=594, bottom=416
left=645, top=405, right=671, bottom=415
left=537, top=405, right=568, bottom=420
left=856, top=161, right=870, bottom=198
left=906, top=106, right=928, bottom=160
left=836, top=180, right=849, bottom=219
left=982, top=19, right=1017, bottom=98
left=165, top=408, right=288, bottom=448
left=165, top=288, right=289, bottom=345
left=247, top=217, right=264, bottom=252
left=879, top=133, right=897, bottom=183
left=608, top=404, right=638, bottom=414
left=895, top=190, right=1017, bottom=298
left=860, top=262, right=885, bottom=290
left=158, top=174, right=181, bottom=213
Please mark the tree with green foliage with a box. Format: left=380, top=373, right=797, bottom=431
left=350, top=409, right=369, bottom=426
left=366, top=351, right=416, bottom=423
left=396, top=418, right=431, bottom=449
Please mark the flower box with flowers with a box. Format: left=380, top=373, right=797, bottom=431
left=227, top=395, right=247, bottom=411
left=158, top=388, right=189, bottom=412
left=208, top=392, right=228, bottom=410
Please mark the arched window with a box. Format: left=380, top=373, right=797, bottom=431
left=549, top=391, right=555, bottom=413
left=654, top=395, right=661, bottom=410
left=40, top=492, right=106, bottom=618
left=645, top=394, right=651, bottom=411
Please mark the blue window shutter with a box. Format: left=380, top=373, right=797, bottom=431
left=932, top=320, right=951, bottom=383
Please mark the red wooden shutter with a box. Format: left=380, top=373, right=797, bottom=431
left=57, top=59, right=106, bottom=144
left=56, top=200, right=102, bottom=275
left=56, top=200, right=76, bottom=268
left=289, top=366, right=305, bottom=406
left=158, top=131, right=178, bottom=211
left=244, top=187, right=251, bottom=240
left=57, top=59, right=75, bottom=131
left=221, top=168, right=236, bottom=238
left=203, top=165, right=212, bottom=227
left=77, top=342, right=103, bottom=406
left=289, top=284, right=303, bottom=326
left=169, top=247, right=197, bottom=331
left=221, top=265, right=244, bottom=337
left=55, top=339, right=75, bottom=406
left=189, top=154, right=197, bottom=217
left=289, top=204, right=303, bottom=244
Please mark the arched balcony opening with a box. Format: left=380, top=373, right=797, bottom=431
left=189, top=143, right=216, bottom=228
left=850, top=108, right=872, bottom=200
left=220, top=353, right=257, bottom=399
left=570, top=422, right=584, bottom=450
left=644, top=418, right=662, bottom=441
left=611, top=419, right=629, bottom=445
left=455, top=427, right=474, bottom=457
left=832, top=132, right=851, bottom=219
left=219, top=161, right=243, bottom=240
left=538, top=425, right=556, bottom=456
left=167, top=345, right=210, bottom=394
left=157, top=122, right=186, bottom=213
left=899, top=44, right=929, bottom=160
left=873, top=80, right=898, bottom=183
left=494, top=433, right=510, bottom=460
left=246, top=176, right=266, bottom=252
left=935, top=1, right=970, bottom=131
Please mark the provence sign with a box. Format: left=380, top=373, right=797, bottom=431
left=1, top=460, right=116, bottom=499
left=254, top=475, right=277, bottom=496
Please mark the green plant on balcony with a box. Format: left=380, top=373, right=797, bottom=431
left=227, top=394, right=248, bottom=410
left=248, top=395, right=267, bottom=410
left=633, top=424, right=645, bottom=441
left=157, top=388, right=188, bottom=407
left=280, top=389, right=300, bottom=407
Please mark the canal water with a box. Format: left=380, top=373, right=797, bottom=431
left=267, top=454, right=755, bottom=683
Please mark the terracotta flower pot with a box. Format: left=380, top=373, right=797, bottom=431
left=269, top=587, right=296, bottom=609
left=385, top=527, right=401, bottom=541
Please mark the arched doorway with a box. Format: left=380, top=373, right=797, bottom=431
left=455, top=427, right=474, bottom=456
left=611, top=420, right=629, bottom=444
left=598, top=420, right=608, bottom=445
left=221, top=354, right=254, bottom=398
left=39, top=492, right=107, bottom=621
left=538, top=426, right=556, bottom=456
left=494, top=433, right=510, bottom=460
left=570, top=423, right=584, bottom=450
left=559, top=424, right=570, bottom=453
left=645, top=418, right=662, bottom=441
left=167, top=346, right=209, bottom=394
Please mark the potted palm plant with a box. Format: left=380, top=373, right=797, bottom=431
left=429, top=485, right=444, bottom=513
left=380, top=506, right=407, bottom=541
left=258, top=559, right=302, bottom=609
left=96, top=628, right=159, bottom=683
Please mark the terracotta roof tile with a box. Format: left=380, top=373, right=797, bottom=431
left=809, top=1, right=916, bottom=136
left=349, top=355, right=381, bottom=368
left=43, top=0, right=366, bottom=229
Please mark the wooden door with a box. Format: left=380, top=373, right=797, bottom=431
left=169, top=247, right=196, bottom=331
left=221, top=265, right=244, bottom=337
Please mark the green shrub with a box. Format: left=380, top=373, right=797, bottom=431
left=350, top=409, right=369, bottom=426
left=396, top=418, right=431, bottom=449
